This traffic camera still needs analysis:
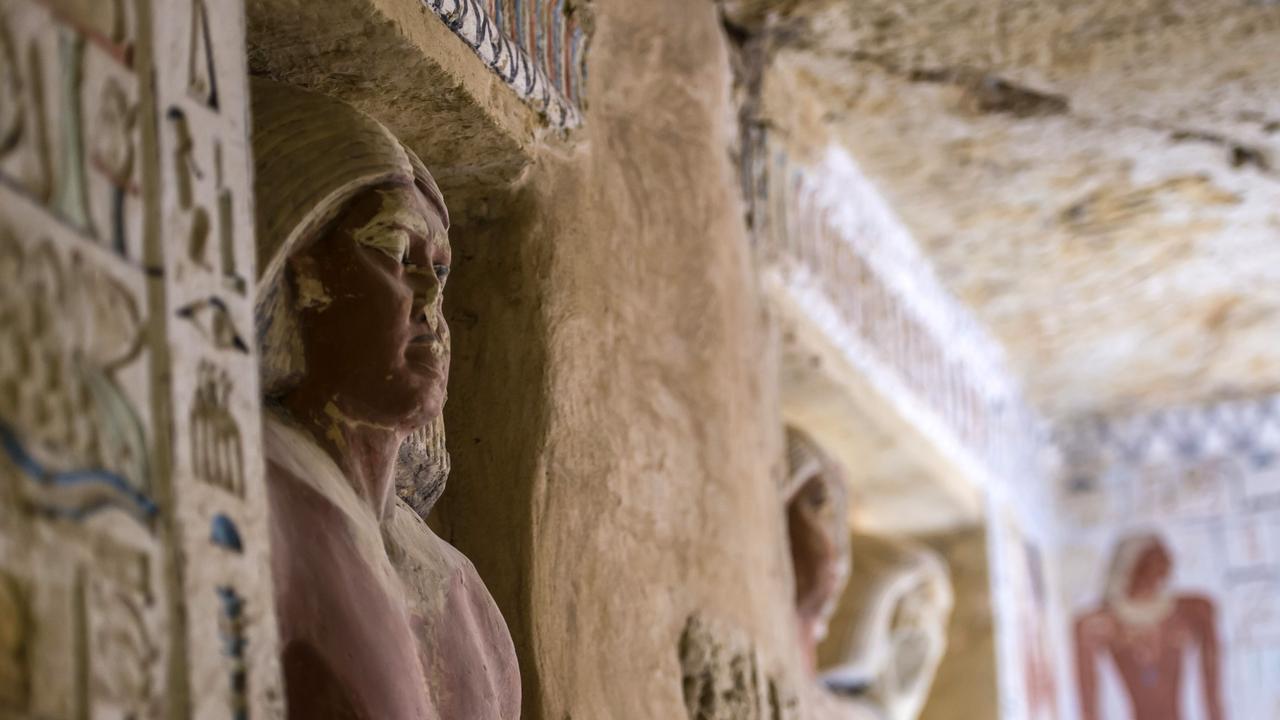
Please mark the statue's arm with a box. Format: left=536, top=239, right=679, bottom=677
left=268, top=468, right=365, bottom=720
left=1073, top=612, right=1104, bottom=720
left=1187, top=597, right=1225, bottom=720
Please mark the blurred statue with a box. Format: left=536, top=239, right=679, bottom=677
left=252, top=78, right=519, bottom=719
left=818, top=534, right=953, bottom=720
left=784, top=427, right=851, bottom=674
left=1074, top=533, right=1223, bottom=720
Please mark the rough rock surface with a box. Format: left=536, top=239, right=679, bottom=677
left=426, top=0, right=817, bottom=717
left=746, top=0, right=1280, bottom=418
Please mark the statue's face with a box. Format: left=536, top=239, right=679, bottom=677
left=788, top=473, right=846, bottom=618
left=288, top=181, right=451, bottom=430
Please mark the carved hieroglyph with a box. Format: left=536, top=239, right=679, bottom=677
left=0, top=0, right=281, bottom=717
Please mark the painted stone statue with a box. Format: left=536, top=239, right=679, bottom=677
left=818, top=534, right=952, bottom=720
left=251, top=78, right=520, bottom=719
left=1074, top=533, right=1223, bottom=720
left=784, top=427, right=851, bottom=674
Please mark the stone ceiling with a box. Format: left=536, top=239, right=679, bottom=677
left=743, top=0, right=1280, bottom=419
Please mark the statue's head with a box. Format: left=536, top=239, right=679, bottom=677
left=784, top=428, right=851, bottom=668
left=252, top=78, right=452, bottom=508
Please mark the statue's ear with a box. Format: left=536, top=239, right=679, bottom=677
left=395, top=413, right=449, bottom=519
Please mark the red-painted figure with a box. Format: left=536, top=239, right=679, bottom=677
left=1074, top=534, right=1224, bottom=720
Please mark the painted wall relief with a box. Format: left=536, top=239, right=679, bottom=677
left=0, top=571, right=29, bottom=708
left=989, top=506, right=1062, bottom=720
left=1016, top=543, right=1059, bottom=720
left=0, top=0, right=281, bottom=717
left=1073, top=533, right=1224, bottom=720
left=759, top=147, right=1044, bottom=495
left=423, top=0, right=588, bottom=127
left=1058, top=396, right=1280, bottom=719
left=0, top=3, right=160, bottom=716
left=0, top=230, right=154, bottom=524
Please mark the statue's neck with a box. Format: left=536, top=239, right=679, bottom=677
left=280, top=392, right=403, bottom=520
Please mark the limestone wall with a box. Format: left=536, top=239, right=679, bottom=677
left=432, top=0, right=815, bottom=715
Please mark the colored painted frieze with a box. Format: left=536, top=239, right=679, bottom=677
left=425, top=0, right=588, bottom=128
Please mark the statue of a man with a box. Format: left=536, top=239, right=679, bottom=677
left=1074, top=533, right=1223, bottom=720
left=251, top=78, right=520, bottom=719
left=784, top=427, right=851, bottom=674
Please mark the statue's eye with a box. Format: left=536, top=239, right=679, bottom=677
left=359, top=228, right=411, bottom=264
left=433, top=264, right=450, bottom=281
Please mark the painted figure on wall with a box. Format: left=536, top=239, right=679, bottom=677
left=784, top=427, right=851, bottom=674
left=1074, top=532, right=1224, bottom=720
left=251, top=78, right=520, bottom=719
left=1020, top=543, right=1058, bottom=720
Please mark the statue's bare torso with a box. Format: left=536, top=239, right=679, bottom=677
left=265, top=415, right=520, bottom=720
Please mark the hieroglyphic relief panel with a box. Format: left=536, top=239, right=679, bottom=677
left=0, top=3, right=166, bottom=716
left=152, top=0, right=281, bottom=716
left=0, top=0, right=280, bottom=717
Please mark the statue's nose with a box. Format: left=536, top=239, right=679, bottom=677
left=408, top=268, right=442, bottom=332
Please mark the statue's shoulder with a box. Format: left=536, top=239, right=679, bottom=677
left=262, top=410, right=366, bottom=516
left=383, top=499, right=507, bottom=620
left=383, top=500, right=473, bottom=589
left=383, top=503, right=520, bottom=718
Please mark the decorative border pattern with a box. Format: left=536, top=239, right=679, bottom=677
left=1057, top=394, right=1280, bottom=471
left=423, top=0, right=585, bottom=128
left=759, top=146, right=1047, bottom=496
